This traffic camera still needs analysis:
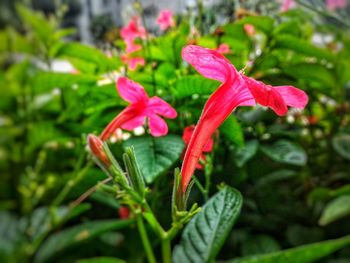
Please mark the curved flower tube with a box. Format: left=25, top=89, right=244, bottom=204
left=180, top=45, right=255, bottom=191
left=182, top=125, right=214, bottom=169
left=180, top=45, right=308, bottom=192
left=100, top=77, right=177, bottom=140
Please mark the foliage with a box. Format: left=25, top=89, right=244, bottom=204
left=0, top=1, right=350, bottom=263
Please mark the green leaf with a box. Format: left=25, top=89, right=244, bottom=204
left=173, top=76, right=218, bottom=99
left=31, top=71, right=97, bottom=93
left=283, top=63, right=335, bottom=90
left=234, top=140, right=259, bottom=167
left=16, top=4, right=55, bottom=44
left=35, top=219, right=133, bottom=263
left=273, top=34, right=334, bottom=61
left=242, top=235, right=280, bottom=256
left=260, top=140, right=307, bottom=166
left=77, top=257, right=126, bottom=263
left=220, top=115, right=244, bottom=147
left=332, top=134, right=350, bottom=160
left=237, top=16, right=274, bottom=34
left=123, top=135, right=184, bottom=183
left=256, top=169, right=297, bottom=187
left=319, top=195, right=350, bottom=226
left=52, top=42, right=119, bottom=73
left=229, top=235, right=350, bottom=263
left=173, top=187, right=243, bottom=263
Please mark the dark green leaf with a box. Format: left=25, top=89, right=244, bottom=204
left=173, top=187, right=243, bottom=263
left=220, top=115, right=244, bottom=148
left=35, top=219, right=133, bottom=263
left=260, top=140, right=307, bottom=166
left=229, top=235, right=350, bottom=263
left=242, top=235, right=280, bottom=256
left=234, top=140, right=259, bottom=167
left=123, top=135, right=184, bottom=183
left=332, top=134, right=350, bottom=160
left=319, top=195, right=350, bottom=226
left=77, top=257, right=126, bottom=263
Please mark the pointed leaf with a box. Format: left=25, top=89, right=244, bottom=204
left=173, top=187, right=243, bottom=263
left=332, top=134, right=350, bottom=160
left=229, top=235, right=350, bottom=263
left=123, top=135, right=184, bottom=183
left=319, top=195, right=350, bottom=226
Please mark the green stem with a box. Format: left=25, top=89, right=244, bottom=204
left=136, top=214, right=157, bottom=263
left=161, top=238, right=171, bottom=263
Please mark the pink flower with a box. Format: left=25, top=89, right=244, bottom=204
left=243, top=24, right=255, bottom=36
left=180, top=45, right=308, bottom=192
left=326, top=0, right=347, bottom=11
left=281, top=0, right=295, bottom=12
left=182, top=125, right=214, bottom=169
left=216, top=43, right=232, bottom=54
left=157, top=9, right=175, bottom=31
left=121, top=54, right=145, bottom=71
left=180, top=45, right=255, bottom=191
left=100, top=77, right=177, bottom=140
left=120, top=16, right=146, bottom=43
left=125, top=39, right=142, bottom=53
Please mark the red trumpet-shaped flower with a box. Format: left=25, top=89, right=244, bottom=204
left=100, top=77, right=177, bottom=141
left=180, top=45, right=308, bottom=192
left=180, top=45, right=255, bottom=191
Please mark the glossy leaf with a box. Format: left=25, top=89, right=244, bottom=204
left=123, top=135, right=184, bottom=183
left=229, top=235, right=350, bottom=263
left=173, top=187, right=243, bottom=263
left=319, top=195, right=350, bottom=226
left=260, top=140, right=307, bottom=166
left=234, top=140, right=259, bottom=167
left=332, top=134, right=350, bottom=160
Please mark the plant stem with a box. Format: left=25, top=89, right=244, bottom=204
left=136, top=214, right=157, bottom=263
left=161, top=238, right=171, bottom=263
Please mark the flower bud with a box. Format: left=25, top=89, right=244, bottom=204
left=87, top=134, right=111, bottom=167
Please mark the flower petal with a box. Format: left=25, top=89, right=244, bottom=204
left=275, top=86, right=308, bottom=109
left=242, top=75, right=288, bottom=116
left=121, top=115, right=145, bottom=130
left=117, top=77, right=148, bottom=104
left=147, top=97, right=177, bottom=118
left=182, top=45, right=237, bottom=83
left=148, top=115, right=168, bottom=137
